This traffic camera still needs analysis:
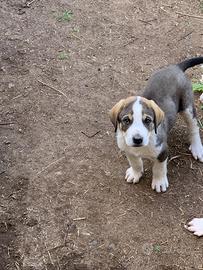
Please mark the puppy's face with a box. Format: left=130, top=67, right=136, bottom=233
left=110, top=96, right=164, bottom=147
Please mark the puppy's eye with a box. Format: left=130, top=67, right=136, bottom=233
left=144, top=116, right=152, bottom=124
left=121, top=116, right=131, bottom=125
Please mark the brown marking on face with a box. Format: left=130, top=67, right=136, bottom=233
left=109, top=96, right=136, bottom=131
left=142, top=113, right=154, bottom=131
left=128, top=113, right=133, bottom=121
left=119, top=112, right=134, bottom=132
left=143, top=113, right=153, bottom=121
left=140, top=97, right=165, bottom=133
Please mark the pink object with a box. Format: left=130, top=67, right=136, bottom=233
left=200, top=93, right=203, bottom=103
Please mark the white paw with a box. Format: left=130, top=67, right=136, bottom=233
left=125, top=167, right=142, bottom=184
left=186, top=218, right=203, bottom=237
left=151, top=177, right=169, bottom=193
left=189, top=144, right=203, bottom=162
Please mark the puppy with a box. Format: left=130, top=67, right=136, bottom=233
left=110, top=57, right=203, bottom=193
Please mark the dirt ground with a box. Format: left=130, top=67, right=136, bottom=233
left=1, top=0, right=203, bottom=269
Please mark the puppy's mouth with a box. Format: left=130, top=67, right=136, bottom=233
left=132, top=143, right=143, bottom=147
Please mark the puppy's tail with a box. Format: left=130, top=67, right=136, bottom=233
left=177, top=56, right=203, bottom=72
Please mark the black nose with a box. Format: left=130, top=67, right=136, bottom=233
left=133, top=136, right=143, bottom=146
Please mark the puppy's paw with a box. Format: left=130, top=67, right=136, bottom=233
left=189, top=144, right=203, bottom=162
left=125, top=167, right=142, bottom=184
left=186, top=218, right=203, bottom=237
left=151, top=177, right=169, bottom=193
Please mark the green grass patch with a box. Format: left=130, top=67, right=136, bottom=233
left=153, top=244, right=161, bottom=253
left=200, top=1, right=203, bottom=13
left=73, top=27, right=79, bottom=33
left=198, top=119, right=203, bottom=129
left=58, top=52, right=69, bottom=60
left=192, top=83, right=203, bottom=92
left=57, top=10, right=73, bottom=22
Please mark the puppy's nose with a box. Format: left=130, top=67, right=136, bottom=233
left=133, top=136, right=143, bottom=146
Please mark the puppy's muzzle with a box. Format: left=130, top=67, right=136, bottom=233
left=132, top=136, right=143, bottom=147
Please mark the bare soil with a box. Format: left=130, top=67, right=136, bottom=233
left=0, top=0, right=203, bottom=269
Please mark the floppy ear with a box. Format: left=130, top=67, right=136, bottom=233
left=109, top=99, right=125, bottom=132
left=149, top=100, right=165, bottom=134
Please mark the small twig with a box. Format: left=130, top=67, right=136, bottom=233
left=57, top=256, right=61, bottom=270
left=15, top=262, right=21, bottom=270
left=97, top=243, right=105, bottom=249
left=178, top=31, right=193, bottom=42
left=73, top=217, right=86, bottom=221
left=4, top=222, right=8, bottom=231
left=112, top=75, right=115, bottom=90
left=117, top=212, right=127, bottom=218
left=177, top=152, right=191, bottom=156
left=34, top=156, right=65, bottom=179
left=123, top=37, right=138, bottom=47
left=138, top=19, right=156, bottom=25
left=12, top=94, right=23, bottom=100
left=0, top=122, right=14, bottom=125
left=42, top=256, right=48, bottom=270
left=128, top=208, right=142, bottom=215
left=161, top=4, right=174, bottom=8
left=160, top=6, right=172, bottom=14
left=45, top=242, right=54, bottom=265
left=81, top=231, right=91, bottom=236
left=169, top=155, right=181, bottom=162
left=71, top=33, right=82, bottom=40
left=37, top=79, right=69, bottom=99
left=179, top=207, right=185, bottom=216
left=81, top=130, right=100, bottom=138
left=47, top=250, right=54, bottom=265
left=190, top=159, right=194, bottom=169
left=175, top=11, right=203, bottom=20
left=48, top=244, right=65, bottom=252
left=27, top=0, right=37, bottom=7
left=197, top=184, right=203, bottom=189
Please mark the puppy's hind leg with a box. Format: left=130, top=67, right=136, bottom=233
left=181, top=106, right=203, bottom=162
left=125, top=153, right=143, bottom=184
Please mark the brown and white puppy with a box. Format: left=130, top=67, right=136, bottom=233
left=110, top=57, right=203, bottom=193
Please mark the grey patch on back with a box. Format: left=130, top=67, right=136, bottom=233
left=143, top=65, right=195, bottom=133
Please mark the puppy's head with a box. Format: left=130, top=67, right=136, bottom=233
left=109, top=96, right=164, bottom=147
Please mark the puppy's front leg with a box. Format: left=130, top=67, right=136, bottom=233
left=152, top=159, right=169, bottom=192
left=125, top=153, right=143, bottom=184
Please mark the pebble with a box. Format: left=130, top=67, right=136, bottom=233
left=89, top=239, right=98, bottom=248
left=26, top=218, right=38, bottom=227
left=8, top=83, right=14, bottom=89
